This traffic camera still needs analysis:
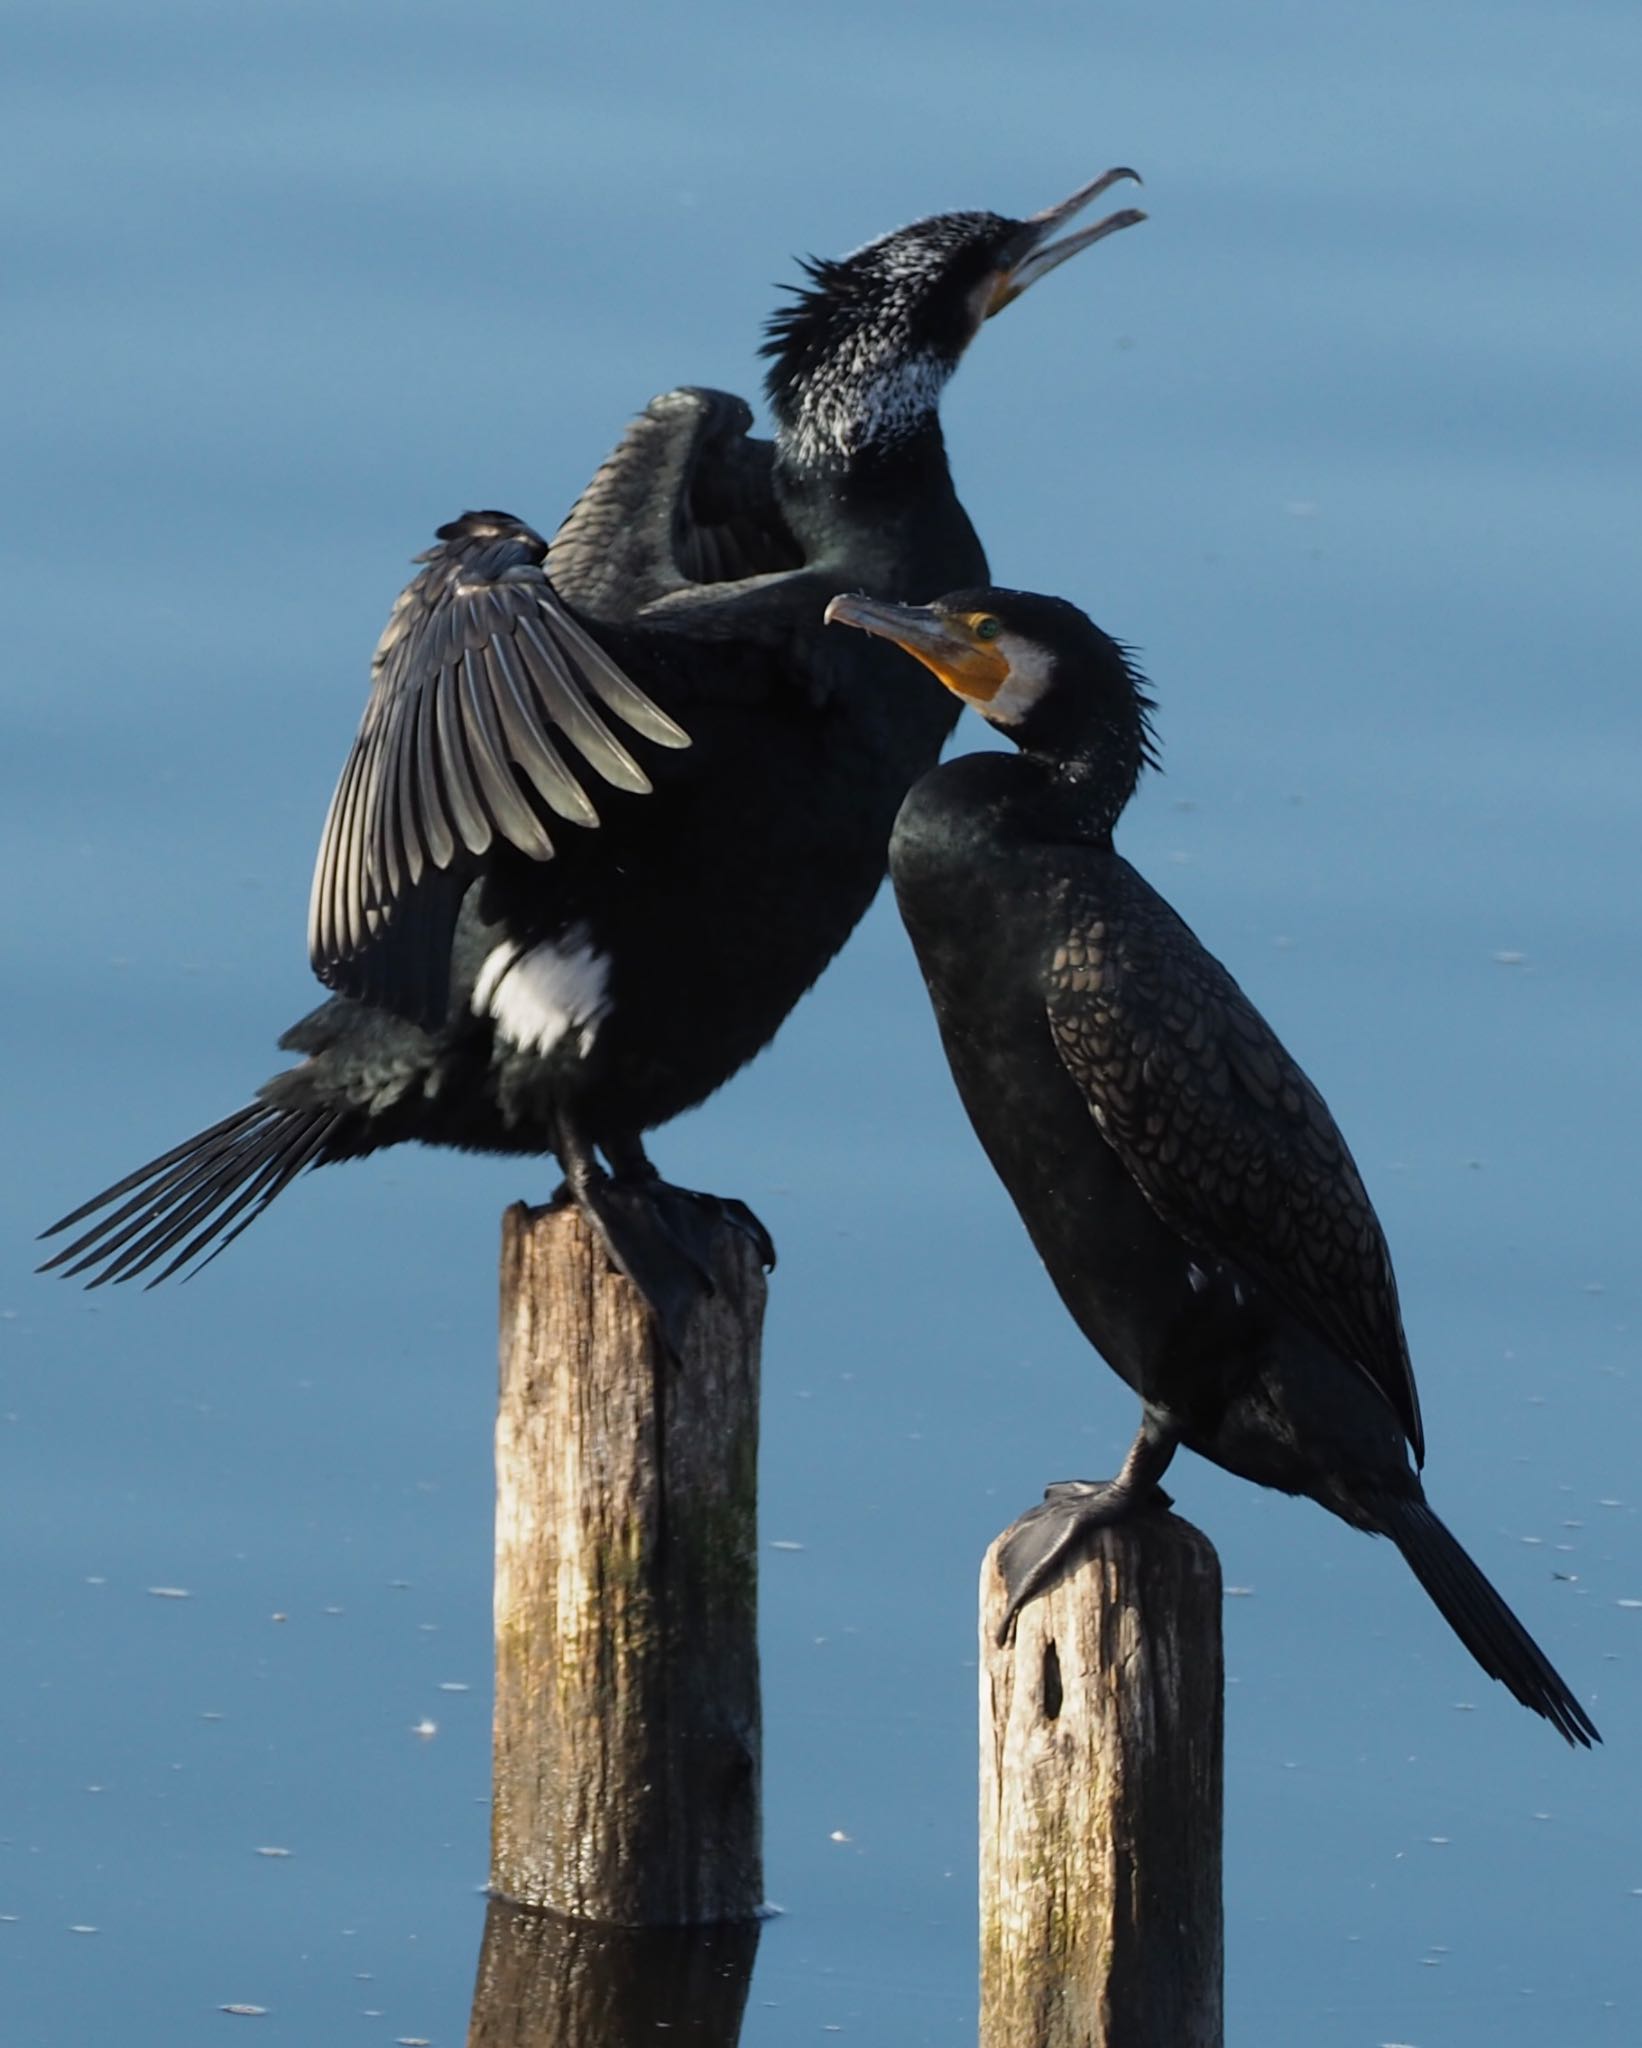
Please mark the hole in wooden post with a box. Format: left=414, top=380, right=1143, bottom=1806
left=1041, top=1639, right=1063, bottom=1721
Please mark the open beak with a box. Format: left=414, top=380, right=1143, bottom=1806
left=987, top=167, right=1146, bottom=317
left=823, top=594, right=1011, bottom=703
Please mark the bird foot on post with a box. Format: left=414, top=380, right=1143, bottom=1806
left=555, top=1174, right=776, bottom=1362
left=995, top=1416, right=1180, bottom=1641
left=625, top=1181, right=776, bottom=1276
left=996, top=1476, right=1174, bottom=1643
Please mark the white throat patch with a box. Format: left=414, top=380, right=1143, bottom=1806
left=982, top=638, right=1057, bottom=727
left=473, top=925, right=612, bottom=1059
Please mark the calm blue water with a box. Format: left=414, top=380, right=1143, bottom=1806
left=5, top=4, right=1639, bottom=2042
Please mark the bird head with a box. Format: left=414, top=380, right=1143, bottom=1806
left=824, top=585, right=1158, bottom=817
left=763, top=172, right=1144, bottom=469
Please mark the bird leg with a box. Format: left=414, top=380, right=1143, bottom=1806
left=602, top=1135, right=778, bottom=1274
left=995, top=1416, right=1179, bottom=1643
left=548, top=1118, right=724, bottom=1362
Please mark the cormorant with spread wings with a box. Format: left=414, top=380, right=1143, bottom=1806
left=43, top=177, right=1145, bottom=1350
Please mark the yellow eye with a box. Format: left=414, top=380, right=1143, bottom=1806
left=974, top=616, right=1002, bottom=641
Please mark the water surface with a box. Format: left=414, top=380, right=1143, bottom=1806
left=5, top=4, right=1639, bottom=2041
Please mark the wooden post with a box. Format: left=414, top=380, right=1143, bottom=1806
left=492, top=1201, right=765, bottom=1923
left=979, top=1512, right=1224, bottom=2048
left=466, top=1896, right=760, bottom=2047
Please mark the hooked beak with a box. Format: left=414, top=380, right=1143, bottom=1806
left=823, top=594, right=1011, bottom=703
left=987, top=167, right=1146, bottom=317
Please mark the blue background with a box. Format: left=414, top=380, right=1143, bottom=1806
left=4, top=3, right=1638, bottom=2041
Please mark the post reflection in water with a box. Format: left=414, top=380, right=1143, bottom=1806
left=466, top=1897, right=761, bottom=2046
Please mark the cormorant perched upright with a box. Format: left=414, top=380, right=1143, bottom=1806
left=826, top=585, right=1598, bottom=1745
left=41, top=178, right=1145, bottom=1350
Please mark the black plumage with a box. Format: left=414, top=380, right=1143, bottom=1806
left=42, top=177, right=1145, bottom=1345
left=826, top=584, right=1597, bottom=1745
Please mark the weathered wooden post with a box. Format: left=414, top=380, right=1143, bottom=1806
left=979, top=1512, right=1224, bottom=2048
left=492, top=1202, right=765, bottom=1923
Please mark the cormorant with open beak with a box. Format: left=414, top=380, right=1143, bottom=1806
left=43, top=179, right=1144, bottom=1355
left=826, top=585, right=1597, bottom=1745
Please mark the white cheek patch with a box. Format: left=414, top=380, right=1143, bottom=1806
left=980, top=639, right=1056, bottom=726
left=473, top=924, right=612, bottom=1058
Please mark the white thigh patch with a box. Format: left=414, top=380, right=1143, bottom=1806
left=473, top=925, right=611, bottom=1058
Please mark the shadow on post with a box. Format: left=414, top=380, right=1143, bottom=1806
left=466, top=1898, right=761, bottom=2047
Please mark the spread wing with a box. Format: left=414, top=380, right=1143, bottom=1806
left=308, top=510, right=690, bottom=1021
left=547, top=386, right=866, bottom=704
left=312, top=390, right=809, bottom=1024
left=1044, top=863, right=1425, bottom=1461
left=546, top=386, right=803, bottom=619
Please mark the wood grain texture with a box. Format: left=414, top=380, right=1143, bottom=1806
left=980, top=1513, right=1223, bottom=2048
left=492, top=1202, right=765, bottom=1923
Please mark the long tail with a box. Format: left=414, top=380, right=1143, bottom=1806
left=1377, top=1494, right=1599, bottom=1747
left=39, top=1102, right=347, bottom=1289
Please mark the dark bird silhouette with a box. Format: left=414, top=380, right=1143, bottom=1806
left=826, top=584, right=1598, bottom=1745
left=40, top=177, right=1145, bottom=1351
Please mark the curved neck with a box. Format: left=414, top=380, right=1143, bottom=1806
left=772, top=417, right=978, bottom=579
left=1030, top=749, right=1131, bottom=845
left=775, top=413, right=953, bottom=500
left=916, top=744, right=1131, bottom=850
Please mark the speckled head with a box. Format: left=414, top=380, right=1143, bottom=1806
left=763, top=171, right=1144, bottom=469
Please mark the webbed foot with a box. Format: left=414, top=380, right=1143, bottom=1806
left=996, top=1477, right=1173, bottom=1642
left=557, top=1171, right=775, bottom=1362
left=994, top=1418, right=1179, bottom=1643
left=560, top=1174, right=715, bottom=1361
left=553, top=1118, right=777, bottom=1359
left=623, top=1179, right=776, bottom=1276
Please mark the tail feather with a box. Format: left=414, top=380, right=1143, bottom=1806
left=42, top=1105, right=268, bottom=1240
left=48, top=1110, right=286, bottom=1284
left=1380, top=1494, right=1599, bottom=1748
left=39, top=1104, right=344, bottom=1288
left=176, top=1111, right=341, bottom=1284
left=97, top=1111, right=313, bottom=1288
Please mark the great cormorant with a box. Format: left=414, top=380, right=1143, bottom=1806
left=825, top=584, right=1598, bottom=1746
left=42, top=179, right=1144, bottom=1351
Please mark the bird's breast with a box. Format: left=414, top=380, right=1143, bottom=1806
left=892, top=817, right=1265, bottom=1407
